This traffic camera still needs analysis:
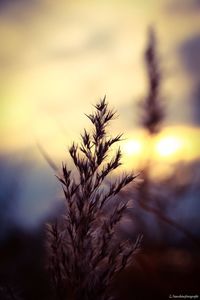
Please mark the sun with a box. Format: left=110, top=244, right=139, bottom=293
left=155, top=136, right=183, bottom=157
left=123, top=139, right=142, bottom=156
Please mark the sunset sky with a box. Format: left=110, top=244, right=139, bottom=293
left=1, top=5, right=200, bottom=298
left=0, top=0, right=200, bottom=168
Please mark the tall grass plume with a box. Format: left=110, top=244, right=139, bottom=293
left=46, top=97, right=141, bottom=300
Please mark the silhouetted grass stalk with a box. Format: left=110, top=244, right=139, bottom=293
left=46, top=97, right=141, bottom=300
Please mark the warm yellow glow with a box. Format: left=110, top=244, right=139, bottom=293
left=0, top=0, right=200, bottom=170
left=120, top=126, right=200, bottom=171
left=122, top=139, right=142, bottom=156
left=155, top=136, right=183, bottom=157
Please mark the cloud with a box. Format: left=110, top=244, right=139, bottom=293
left=0, top=0, right=37, bottom=10
left=178, top=34, right=200, bottom=78
left=0, top=152, right=60, bottom=234
left=47, top=29, right=114, bottom=61
left=178, top=34, right=200, bottom=125
left=192, top=86, right=200, bottom=125
left=0, top=0, right=41, bottom=22
left=166, top=0, right=200, bottom=14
